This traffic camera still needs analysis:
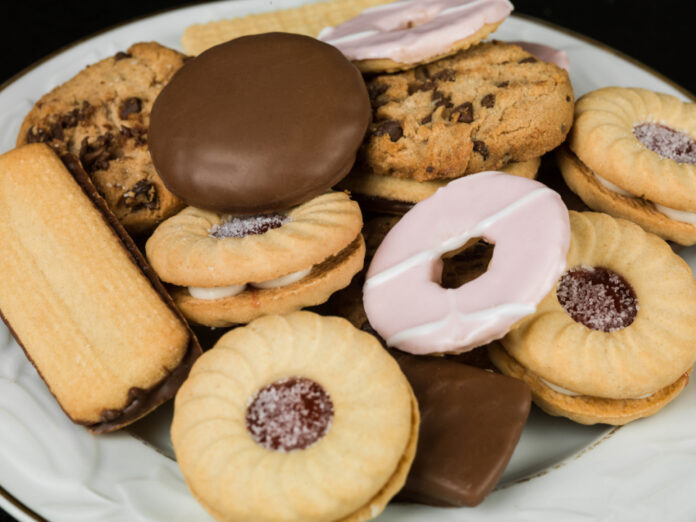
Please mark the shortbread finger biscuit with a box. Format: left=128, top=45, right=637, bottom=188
left=563, top=87, right=696, bottom=244
left=362, top=41, right=574, bottom=181
left=489, top=343, right=690, bottom=425
left=17, top=42, right=187, bottom=234
left=496, top=212, right=696, bottom=423
left=181, top=0, right=395, bottom=55
left=146, top=191, right=365, bottom=326
left=338, top=157, right=540, bottom=213
left=319, top=0, right=512, bottom=73
left=0, top=144, right=201, bottom=432
left=171, top=311, right=418, bottom=522
left=558, top=145, right=696, bottom=244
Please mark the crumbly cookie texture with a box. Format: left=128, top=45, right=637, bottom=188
left=171, top=312, right=418, bottom=522
left=558, top=146, right=696, bottom=245
left=362, top=41, right=574, bottom=181
left=17, top=42, right=187, bottom=234
left=502, top=212, right=696, bottom=402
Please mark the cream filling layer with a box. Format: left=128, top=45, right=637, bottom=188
left=593, top=172, right=696, bottom=225
left=539, top=377, right=653, bottom=400
left=188, top=267, right=313, bottom=300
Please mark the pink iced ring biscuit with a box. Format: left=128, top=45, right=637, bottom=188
left=509, top=41, right=570, bottom=71
left=363, top=172, right=570, bottom=355
left=318, top=0, right=513, bottom=66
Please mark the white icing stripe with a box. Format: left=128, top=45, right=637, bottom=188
left=320, top=29, right=379, bottom=45
left=364, top=187, right=553, bottom=290
left=386, top=302, right=536, bottom=346
left=593, top=172, right=696, bottom=225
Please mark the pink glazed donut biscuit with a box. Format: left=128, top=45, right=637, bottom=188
left=318, top=0, right=513, bottom=73
left=363, top=172, right=570, bottom=355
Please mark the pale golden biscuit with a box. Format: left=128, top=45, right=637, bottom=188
left=488, top=343, right=690, bottom=426
left=337, top=157, right=540, bottom=208
left=351, top=21, right=503, bottom=74
left=558, top=146, right=696, bottom=245
left=0, top=144, right=197, bottom=431
left=497, top=212, right=696, bottom=424
left=182, top=0, right=395, bottom=55
left=569, top=87, right=696, bottom=214
left=173, top=235, right=365, bottom=327
left=146, top=191, right=365, bottom=326
left=171, top=311, right=418, bottom=522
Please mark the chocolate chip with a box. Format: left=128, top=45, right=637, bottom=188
left=119, top=97, right=142, bottom=119
left=414, top=65, right=430, bottom=82
left=120, top=125, right=147, bottom=146
left=420, top=114, right=432, bottom=124
left=426, top=166, right=435, bottom=173
left=496, top=81, right=510, bottom=88
left=481, top=94, right=496, bottom=108
left=518, top=56, right=538, bottom=64
left=79, top=132, right=118, bottom=173
left=432, top=68, right=455, bottom=82
left=122, top=179, right=158, bottom=210
left=473, top=140, right=489, bottom=160
left=114, top=51, right=132, bottom=61
left=566, top=95, right=572, bottom=102
left=25, top=127, right=52, bottom=144
left=408, top=80, right=436, bottom=95
left=373, top=120, right=403, bottom=142
left=368, top=83, right=388, bottom=104
left=49, top=122, right=64, bottom=141
left=453, top=102, right=474, bottom=123
left=79, top=101, right=94, bottom=123
left=432, top=90, right=453, bottom=109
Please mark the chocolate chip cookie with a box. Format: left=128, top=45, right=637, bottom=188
left=361, top=40, right=574, bottom=181
left=17, top=42, right=187, bottom=234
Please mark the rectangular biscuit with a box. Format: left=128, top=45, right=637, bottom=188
left=182, top=0, right=395, bottom=55
left=0, top=144, right=200, bottom=433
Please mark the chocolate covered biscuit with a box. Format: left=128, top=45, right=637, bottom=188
left=0, top=144, right=201, bottom=433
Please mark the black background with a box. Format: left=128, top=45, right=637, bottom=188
left=0, top=1, right=694, bottom=521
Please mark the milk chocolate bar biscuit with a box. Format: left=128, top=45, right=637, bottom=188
left=181, top=0, right=395, bottom=55
left=17, top=42, right=187, bottom=234
left=0, top=144, right=201, bottom=433
left=362, top=41, right=574, bottom=181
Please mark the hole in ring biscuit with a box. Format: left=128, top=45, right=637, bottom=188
left=439, top=237, right=494, bottom=289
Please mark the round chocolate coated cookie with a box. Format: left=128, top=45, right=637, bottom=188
left=149, top=32, right=370, bottom=213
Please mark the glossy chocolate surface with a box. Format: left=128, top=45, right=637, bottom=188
left=149, top=33, right=370, bottom=213
left=393, top=353, right=531, bottom=507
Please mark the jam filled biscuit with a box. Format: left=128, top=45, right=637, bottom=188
left=560, top=87, right=696, bottom=245
left=363, top=172, right=570, bottom=355
left=360, top=41, right=574, bottom=181
left=171, top=311, right=418, bottom=522
left=318, top=0, right=512, bottom=73
left=146, top=191, right=365, bottom=326
left=492, top=211, right=696, bottom=425
left=17, top=42, right=187, bottom=234
left=0, top=144, right=200, bottom=433
left=149, top=33, right=370, bottom=214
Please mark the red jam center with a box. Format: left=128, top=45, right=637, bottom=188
left=633, top=123, right=696, bottom=164
left=210, top=212, right=288, bottom=238
left=556, top=266, right=638, bottom=332
left=246, top=377, right=334, bottom=452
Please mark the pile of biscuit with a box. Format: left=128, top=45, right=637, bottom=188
left=2, top=0, right=696, bottom=520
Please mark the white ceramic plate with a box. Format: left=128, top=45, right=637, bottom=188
left=1, top=2, right=695, bottom=521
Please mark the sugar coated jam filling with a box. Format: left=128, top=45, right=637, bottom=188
left=246, top=377, right=334, bottom=452
left=209, top=212, right=289, bottom=239
left=633, top=123, right=696, bottom=164
left=556, top=266, right=638, bottom=332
